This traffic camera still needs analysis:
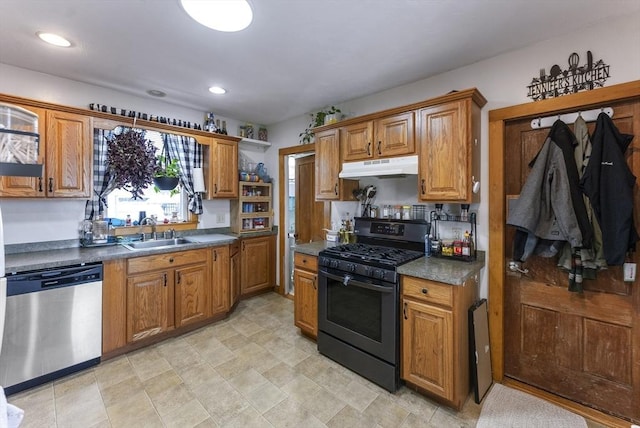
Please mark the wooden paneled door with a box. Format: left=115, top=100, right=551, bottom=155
left=295, top=154, right=329, bottom=244
left=499, top=96, right=640, bottom=423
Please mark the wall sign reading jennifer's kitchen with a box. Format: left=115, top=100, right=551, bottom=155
left=527, top=51, right=610, bottom=101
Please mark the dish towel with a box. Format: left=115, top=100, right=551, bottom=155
left=0, top=387, right=24, bottom=428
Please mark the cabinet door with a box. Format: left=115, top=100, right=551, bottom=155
left=240, top=235, right=274, bottom=296
left=45, top=110, right=92, bottom=197
left=293, top=269, right=317, bottom=338
left=315, top=129, right=341, bottom=200
left=376, top=112, right=415, bottom=158
left=0, top=105, right=46, bottom=197
left=209, top=138, right=238, bottom=198
left=401, top=298, right=454, bottom=401
left=175, top=263, right=211, bottom=328
left=230, top=248, right=240, bottom=307
left=211, top=246, right=230, bottom=315
left=126, top=271, right=172, bottom=343
left=418, top=100, right=469, bottom=201
left=341, top=121, right=374, bottom=161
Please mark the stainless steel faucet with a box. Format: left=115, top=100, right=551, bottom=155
left=139, top=217, right=157, bottom=240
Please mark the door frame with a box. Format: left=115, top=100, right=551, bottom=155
left=278, top=143, right=316, bottom=296
left=488, top=80, right=640, bottom=427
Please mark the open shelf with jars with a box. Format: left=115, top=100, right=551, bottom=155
left=429, top=210, right=477, bottom=261
left=231, top=181, right=273, bottom=233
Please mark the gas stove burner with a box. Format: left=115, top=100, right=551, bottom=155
left=321, top=243, right=423, bottom=266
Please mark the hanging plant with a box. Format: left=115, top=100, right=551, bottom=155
left=107, top=128, right=157, bottom=199
left=153, top=143, right=181, bottom=196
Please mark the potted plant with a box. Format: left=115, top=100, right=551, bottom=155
left=153, top=153, right=181, bottom=196
left=107, top=128, right=157, bottom=199
left=299, top=106, right=342, bottom=144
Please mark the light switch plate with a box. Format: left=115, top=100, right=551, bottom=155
left=623, top=262, right=636, bottom=282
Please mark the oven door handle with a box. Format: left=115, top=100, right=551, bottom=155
left=321, top=270, right=394, bottom=294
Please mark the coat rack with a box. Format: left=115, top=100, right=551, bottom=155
left=530, top=106, right=613, bottom=129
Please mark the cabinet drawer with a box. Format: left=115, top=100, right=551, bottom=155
left=402, top=276, right=453, bottom=307
left=128, top=248, right=209, bottom=274
left=294, top=253, right=318, bottom=271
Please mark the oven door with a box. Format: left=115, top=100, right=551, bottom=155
left=318, top=266, right=398, bottom=364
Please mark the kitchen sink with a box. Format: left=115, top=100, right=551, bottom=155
left=121, top=238, right=192, bottom=251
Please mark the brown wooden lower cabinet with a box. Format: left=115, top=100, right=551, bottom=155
left=293, top=253, right=318, bottom=338
left=229, top=240, right=241, bottom=307
left=240, top=235, right=276, bottom=296
left=103, top=245, right=234, bottom=357
left=126, top=248, right=209, bottom=343
left=400, top=275, right=477, bottom=410
left=211, top=245, right=230, bottom=315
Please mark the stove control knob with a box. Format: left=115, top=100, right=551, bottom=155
left=363, top=266, right=372, bottom=276
left=346, top=263, right=356, bottom=272
left=373, top=269, right=385, bottom=279
left=329, top=259, right=340, bottom=269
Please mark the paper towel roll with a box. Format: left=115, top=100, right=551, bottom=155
left=193, top=167, right=206, bottom=193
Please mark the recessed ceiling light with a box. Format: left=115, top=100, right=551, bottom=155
left=37, top=32, right=71, bottom=47
left=209, top=86, right=226, bottom=95
left=147, top=89, right=167, bottom=97
left=181, top=0, right=253, bottom=32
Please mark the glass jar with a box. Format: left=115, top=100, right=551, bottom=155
left=402, top=205, right=411, bottom=220
left=92, top=215, right=108, bottom=244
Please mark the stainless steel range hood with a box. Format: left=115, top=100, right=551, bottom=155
left=338, top=155, right=418, bottom=179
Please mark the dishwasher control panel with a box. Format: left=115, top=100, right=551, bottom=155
left=6, top=262, right=103, bottom=295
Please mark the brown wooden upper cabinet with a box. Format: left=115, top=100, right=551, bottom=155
left=0, top=105, right=92, bottom=198
left=418, top=91, right=484, bottom=202
left=203, top=136, right=239, bottom=199
left=341, top=112, right=415, bottom=162
left=315, top=128, right=359, bottom=201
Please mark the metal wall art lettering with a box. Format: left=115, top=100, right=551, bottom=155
left=527, top=51, right=610, bottom=101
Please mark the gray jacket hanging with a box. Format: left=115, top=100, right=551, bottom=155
left=508, top=121, right=588, bottom=261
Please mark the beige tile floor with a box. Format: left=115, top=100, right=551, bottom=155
left=7, top=292, right=594, bottom=428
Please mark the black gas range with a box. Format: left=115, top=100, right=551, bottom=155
left=317, top=217, right=429, bottom=392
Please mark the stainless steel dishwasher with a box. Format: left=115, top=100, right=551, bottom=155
left=0, top=262, right=102, bottom=395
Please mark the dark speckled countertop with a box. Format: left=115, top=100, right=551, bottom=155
left=4, top=228, right=277, bottom=274
left=293, top=241, right=484, bottom=286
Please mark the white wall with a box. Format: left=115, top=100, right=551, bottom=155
left=267, top=11, right=640, bottom=297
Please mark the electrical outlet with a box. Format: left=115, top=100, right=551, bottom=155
left=216, top=213, right=225, bottom=224
left=623, top=263, right=636, bottom=282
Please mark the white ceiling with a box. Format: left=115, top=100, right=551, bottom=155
left=1, top=0, right=639, bottom=125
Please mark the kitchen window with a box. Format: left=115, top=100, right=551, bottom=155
left=105, top=131, right=188, bottom=223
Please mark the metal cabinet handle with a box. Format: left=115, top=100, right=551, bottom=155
left=213, top=250, right=217, bottom=261
left=163, top=273, right=167, bottom=287
left=421, top=288, right=428, bottom=294
left=177, top=272, right=181, bottom=285
left=421, top=179, right=426, bottom=194
left=38, top=177, right=43, bottom=192
left=403, top=302, right=408, bottom=320
left=214, top=183, right=218, bottom=194
left=334, top=183, right=338, bottom=195
left=367, top=142, right=371, bottom=156
left=48, top=177, right=53, bottom=192
left=377, top=141, right=382, bottom=155
left=312, top=278, right=317, bottom=290
left=169, top=257, right=174, bottom=263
